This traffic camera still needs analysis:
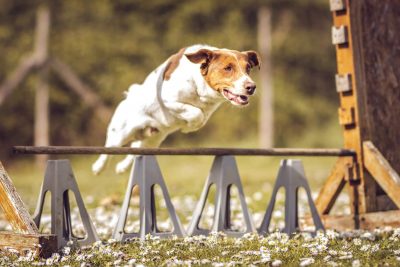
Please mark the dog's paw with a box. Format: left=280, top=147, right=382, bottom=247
left=115, top=161, right=132, bottom=174
left=92, top=160, right=105, bottom=175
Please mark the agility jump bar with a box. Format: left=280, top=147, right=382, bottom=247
left=13, top=146, right=356, bottom=157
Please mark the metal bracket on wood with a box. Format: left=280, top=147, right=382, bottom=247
left=332, top=25, right=348, bottom=45
left=113, top=156, right=185, bottom=241
left=187, top=156, right=256, bottom=237
left=335, top=73, right=352, bottom=93
left=33, top=160, right=99, bottom=249
left=338, top=107, right=356, bottom=127
left=329, top=0, right=346, bottom=12
left=345, top=162, right=361, bottom=186
left=258, top=159, right=324, bottom=235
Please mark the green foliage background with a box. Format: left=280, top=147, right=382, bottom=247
left=0, top=0, right=342, bottom=161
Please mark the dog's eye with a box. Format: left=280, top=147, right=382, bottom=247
left=246, top=64, right=251, bottom=74
left=224, top=65, right=232, bottom=72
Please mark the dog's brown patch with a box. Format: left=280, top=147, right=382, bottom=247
left=163, top=47, right=186, bottom=81
left=204, top=51, right=256, bottom=92
left=185, top=48, right=261, bottom=93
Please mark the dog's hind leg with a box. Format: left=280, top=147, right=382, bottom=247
left=115, top=141, right=142, bottom=174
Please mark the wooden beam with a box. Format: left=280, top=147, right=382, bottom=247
left=12, top=146, right=357, bottom=156
left=0, top=162, right=38, bottom=234
left=0, top=232, right=56, bottom=258
left=305, top=210, right=400, bottom=231
left=315, top=158, right=349, bottom=215
left=363, top=141, right=400, bottom=209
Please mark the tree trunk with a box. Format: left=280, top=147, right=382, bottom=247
left=34, top=6, right=50, bottom=167
left=258, top=6, right=274, bottom=148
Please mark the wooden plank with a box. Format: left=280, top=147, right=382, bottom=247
left=363, top=141, right=400, bottom=209
left=302, top=214, right=356, bottom=231
left=12, top=146, right=357, bottom=157
left=0, top=162, right=38, bottom=234
left=350, top=0, right=400, bottom=177
left=347, top=0, right=400, bottom=214
left=0, top=232, right=56, bottom=258
left=315, top=158, right=348, bottom=215
left=332, top=0, right=386, bottom=214
left=303, top=210, right=400, bottom=231
left=320, top=214, right=356, bottom=231
left=358, top=210, right=400, bottom=229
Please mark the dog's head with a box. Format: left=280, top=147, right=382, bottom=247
left=185, top=48, right=261, bottom=106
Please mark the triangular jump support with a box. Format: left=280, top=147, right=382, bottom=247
left=33, top=160, right=99, bottom=249
left=113, top=155, right=185, bottom=241
left=259, top=159, right=324, bottom=235
left=187, top=156, right=256, bottom=237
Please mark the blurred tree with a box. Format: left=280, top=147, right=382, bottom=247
left=258, top=5, right=273, bottom=148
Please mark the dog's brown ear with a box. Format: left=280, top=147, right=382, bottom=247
left=185, top=49, right=214, bottom=75
left=185, top=49, right=214, bottom=64
left=244, top=51, right=261, bottom=70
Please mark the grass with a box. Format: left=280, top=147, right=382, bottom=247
left=4, top=230, right=400, bottom=266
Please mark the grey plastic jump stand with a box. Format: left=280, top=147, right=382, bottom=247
left=187, top=156, right=256, bottom=237
left=258, top=159, right=324, bottom=236
left=113, top=155, right=185, bottom=241
left=33, top=160, right=100, bottom=249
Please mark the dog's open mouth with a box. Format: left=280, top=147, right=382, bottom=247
left=222, top=89, right=249, bottom=106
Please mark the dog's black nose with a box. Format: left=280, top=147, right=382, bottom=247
left=245, top=82, right=256, bottom=95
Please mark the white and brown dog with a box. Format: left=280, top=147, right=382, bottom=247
left=92, top=44, right=260, bottom=174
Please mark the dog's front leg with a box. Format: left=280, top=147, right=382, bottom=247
left=165, top=102, right=205, bottom=133
left=92, top=154, right=109, bottom=175
left=115, top=141, right=142, bottom=174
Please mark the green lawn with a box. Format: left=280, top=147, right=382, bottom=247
left=4, top=230, right=400, bottom=266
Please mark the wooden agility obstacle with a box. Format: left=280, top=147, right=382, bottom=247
left=0, top=162, right=56, bottom=257
left=315, top=0, right=400, bottom=230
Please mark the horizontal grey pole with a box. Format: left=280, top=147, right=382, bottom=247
left=13, top=146, right=357, bottom=157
